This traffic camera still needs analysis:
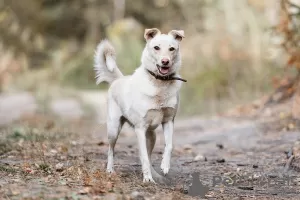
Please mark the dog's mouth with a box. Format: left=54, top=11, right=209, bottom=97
left=156, top=64, right=171, bottom=75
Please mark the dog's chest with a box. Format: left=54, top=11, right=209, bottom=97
left=154, top=92, right=173, bottom=107
left=149, top=83, right=179, bottom=108
left=144, top=107, right=176, bottom=129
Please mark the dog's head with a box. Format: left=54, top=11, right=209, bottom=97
left=141, top=28, right=185, bottom=76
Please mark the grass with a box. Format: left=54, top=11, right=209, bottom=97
left=179, top=59, right=284, bottom=116
left=38, top=163, right=51, bottom=173
left=0, top=141, right=12, bottom=155
left=8, top=126, right=65, bottom=142
left=0, top=165, right=17, bottom=173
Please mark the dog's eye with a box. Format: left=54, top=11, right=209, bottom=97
left=169, top=47, right=175, bottom=51
left=154, top=46, right=160, bottom=50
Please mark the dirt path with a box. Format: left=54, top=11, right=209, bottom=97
left=1, top=114, right=300, bottom=199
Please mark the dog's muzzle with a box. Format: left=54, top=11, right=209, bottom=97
left=156, top=64, right=172, bottom=76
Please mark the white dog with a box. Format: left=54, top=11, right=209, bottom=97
left=94, top=28, right=186, bottom=183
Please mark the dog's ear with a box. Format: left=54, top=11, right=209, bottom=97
left=168, top=30, right=185, bottom=42
left=144, top=28, right=161, bottom=41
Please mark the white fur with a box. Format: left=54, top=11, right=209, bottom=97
left=94, top=29, right=185, bottom=183
left=94, top=39, right=123, bottom=84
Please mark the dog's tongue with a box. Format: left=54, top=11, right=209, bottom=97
left=160, top=67, right=170, bottom=75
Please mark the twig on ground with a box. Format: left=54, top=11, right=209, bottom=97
left=284, top=155, right=295, bottom=173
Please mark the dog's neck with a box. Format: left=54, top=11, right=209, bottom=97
left=145, top=69, right=187, bottom=82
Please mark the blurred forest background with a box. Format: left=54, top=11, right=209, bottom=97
left=0, top=0, right=299, bottom=116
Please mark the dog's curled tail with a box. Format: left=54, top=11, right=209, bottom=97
left=94, top=40, right=123, bottom=85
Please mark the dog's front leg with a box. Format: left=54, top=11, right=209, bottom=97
left=161, top=121, right=174, bottom=175
left=135, top=127, right=155, bottom=183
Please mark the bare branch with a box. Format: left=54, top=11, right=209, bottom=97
left=287, top=1, right=300, bottom=10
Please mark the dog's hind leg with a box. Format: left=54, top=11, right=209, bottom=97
left=106, top=99, right=123, bottom=173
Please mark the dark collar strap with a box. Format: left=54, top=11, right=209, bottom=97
left=146, top=69, right=187, bottom=82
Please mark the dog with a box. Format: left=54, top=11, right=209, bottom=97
left=93, top=28, right=186, bottom=183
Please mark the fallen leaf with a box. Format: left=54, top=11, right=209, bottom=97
left=97, top=141, right=105, bottom=146
left=194, top=154, right=207, bottom=161
left=183, top=144, right=193, bottom=150
left=78, top=187, right=91, bottom=194
left=55, top=163, right=64, bottom=171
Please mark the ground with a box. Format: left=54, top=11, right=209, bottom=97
left=1, top=94, right=300, bottom=200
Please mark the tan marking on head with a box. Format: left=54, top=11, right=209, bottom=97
left=144, top=28, right=161, bottom=41
left=168, top=30, right=185, bottom=42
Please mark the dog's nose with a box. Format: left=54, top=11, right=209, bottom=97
left=161, top=58, right=169, bottom=66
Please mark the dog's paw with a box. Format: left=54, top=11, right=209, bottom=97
left=106, top=167, right=115, bottom=174
left=161, top=167, right=169, bottom=175
left=160, top=160, right=170, bottom=175
left=143, top=176, right=156, bottom=184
